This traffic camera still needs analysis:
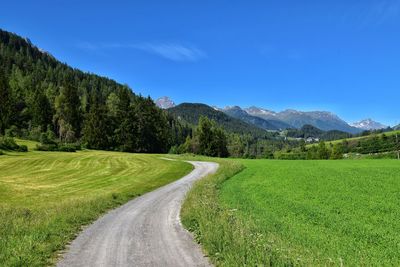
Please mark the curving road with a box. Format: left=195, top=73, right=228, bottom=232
left=57, top=161, right=218, bottom=267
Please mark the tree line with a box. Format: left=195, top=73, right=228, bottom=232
left=275, top=132, right=400, bottom=160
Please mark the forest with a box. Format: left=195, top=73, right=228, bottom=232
left=0, top=29, right=192, bottom=153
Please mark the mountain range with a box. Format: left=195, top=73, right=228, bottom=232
left=350, top=119, right=387, bottom=130
left=167, top=103, right=267, bottom=136
left=156, top=97, right=388, bottom=134
left=217, top=106, right=292, bottom=131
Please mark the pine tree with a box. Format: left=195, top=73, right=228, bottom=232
left=83, top=92, right=111, bottom=149
left=54, top=85, right=81, bottom=139
left=31, top=88, right=52, bottom=131
left=198, top=116, right=214, bottom=156
left=0, top=70, right=11, bottom=134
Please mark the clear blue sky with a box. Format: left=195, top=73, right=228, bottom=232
left=2, top=0, right=399, bottom=126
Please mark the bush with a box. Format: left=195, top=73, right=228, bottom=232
left=35, top=143, right=78, bottom=152
left=0, top=137, right=20, bottom=150
left=5, top=126, right=19, bottom=138
left=29, top=126, right=42, bottom=141
left=0, top=150, right=3, bottom=155
left=0, top=137, right=28, bottom=152
left=17, top=145, right=28, bottom=152
left=275, top=152, right=307, bottom=160
left=58, top=145, right=76, bottom=152
left=35, top=144, right=59, bottom=151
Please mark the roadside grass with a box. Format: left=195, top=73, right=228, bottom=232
left=0, top=147, right=192, bottom=266
left=181, top=158, right=400, bottom=266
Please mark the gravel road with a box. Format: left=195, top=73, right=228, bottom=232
left=57, top=161, right=218, bottom=267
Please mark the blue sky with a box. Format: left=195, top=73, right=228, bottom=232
left=2, top=0, right=400, bottom=126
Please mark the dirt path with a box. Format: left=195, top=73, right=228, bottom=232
left=57, top=161, right=218, bottom=267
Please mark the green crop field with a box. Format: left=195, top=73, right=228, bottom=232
left=0, top=143, right=192, bottom=266
left=182, top=158, right=400, bottom=266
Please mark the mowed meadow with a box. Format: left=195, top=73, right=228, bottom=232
left=182, top=158, right=400, bottom=266
left=0, top=141, right=192, bottom=266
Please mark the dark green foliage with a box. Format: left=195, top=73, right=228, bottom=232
left=286, top=124, right=352, bottom=141
left=197, top=116, right=229, bottom=157
left=0, top=70, right=12, bottom=134
left=36, top=143, right=79, bottom=152
left=31, top=89, right=52, bottom=130
left=322, top=130, right=352, bottom=141
left=331, top=142, right=344, bottom=159
left=0, top=137, right=27, bottom=151
left=177, top=116, right=229, bottom=157
left=317, top=141, right=330, bottom=159
left=133, top=97, right=171, bottom=153
left=83, top=93, right=111, bottom=150
left=338, top=133, right=400, bottom=155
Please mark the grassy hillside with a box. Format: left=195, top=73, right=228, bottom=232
left=182, top=158, right=400, bottom=266
left=308, top=129, right=400, bottom=147
left=0, top=146, right=192, bottom=266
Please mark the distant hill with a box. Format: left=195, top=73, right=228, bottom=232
left=286, top=124, right=352, bottom=141
left=245, top=106, right=361, bottom=134
left=395, top=124, right=400, bottom=130
left=155, top=96, right=175, bottom=109
left=167, top=103, right=267, bottom=136
left=351, top=119, right=387, bottom=130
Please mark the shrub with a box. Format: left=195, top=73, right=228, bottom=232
left=39, top=132, right=57, bottom=145
left=35, top=143, right=78, bottom=152
left=5, top=125, right=19, bottom=138
left=0, top=137, right=20, bottom=150
left=29, top=126, right=42, bottom=141
left=58, top=145, right=76, bottom=152
left=17, top=145, right=28, bottom=152
left=0, top=137, right=28, bottom=152
left=36, top=144, right=59, bottom=151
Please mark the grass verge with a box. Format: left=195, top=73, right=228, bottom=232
left=180, top=156, right=247, bottom=265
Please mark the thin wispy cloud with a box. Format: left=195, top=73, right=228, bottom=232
left=340, top=0, right=400, bottom=28
left=371, top=0, right=400, bottom=23
left=76, top=42, right=206, bottom=62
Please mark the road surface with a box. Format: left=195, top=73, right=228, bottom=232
left=57, top=161, right=218, bottom=267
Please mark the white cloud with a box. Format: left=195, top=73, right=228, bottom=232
left=132, top=43, right=206, bottom=62
left=76, top=41, right=206, bottom=62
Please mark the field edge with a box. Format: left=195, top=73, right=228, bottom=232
left=180, top=156, right=245, bottom=265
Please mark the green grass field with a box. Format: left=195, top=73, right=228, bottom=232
left=182, top=158, right=400, bottom=266
left=0, top=143, right=192, bottom=266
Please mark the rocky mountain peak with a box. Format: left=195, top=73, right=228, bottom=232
left=351, top=119, right=387, bottom=130
left=155, top=96, right=175, bottom=109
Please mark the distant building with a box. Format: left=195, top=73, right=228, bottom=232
left=305, top=137, right=320, bottom=143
